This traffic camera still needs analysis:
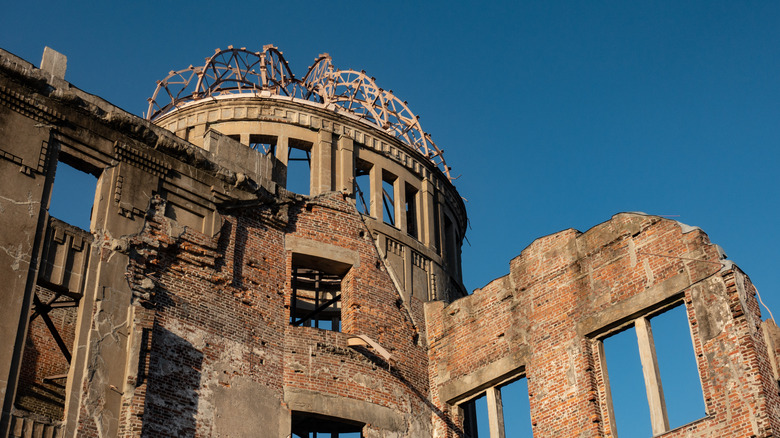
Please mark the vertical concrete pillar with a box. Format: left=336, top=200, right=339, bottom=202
left=275, top=136, right=289, bottom=166
left=336, top=135, right=354, bottom=194
left=597, top=340, right=618, bottom=437
left=420, top=178, right=435, bottom=247
left=635, top=317, right=669, bottom=435
left=396, top=179, right=407, bottom=233
left=239, top=133, right=250, bottom=146
left=486, top=386, right=506, bottom=438
left=312, top=129, right=333, bottom=195
left=370, top=166, right=383, bottom=220
left=274, top=136, right=289, bottom=188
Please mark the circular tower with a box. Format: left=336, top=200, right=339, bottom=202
left=148, top=45, right=467, bottom=302
left=145, top=45, right=468, bottom=436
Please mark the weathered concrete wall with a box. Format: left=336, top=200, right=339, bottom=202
left=425, top=213, right=780, bottom=437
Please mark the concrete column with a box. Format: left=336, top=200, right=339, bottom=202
left=239, top=133, right=250, bottom=146
left=312, top=129, right=333, bottom=195
left=486, top=386, right=506, bottom=438
left=420, top=179, right=435, bottom=246
left=275, top=136, right=289, bottom=166
left=635, top=317, right=669, bottom=435
left=370, top=166, right=383, bottom=220
left=274, top=136, right=289, bottom=188
left=598, top=340, right=618, bottom=437
left=396, top=179, right=407, bottom=233
left=336, top=135, right=354, bottom=194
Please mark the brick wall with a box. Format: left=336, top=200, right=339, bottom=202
left=99, top=191, right=434, bottom=436
left=15, top=286, right=77, bottom=420
left=425, top=213, right=780, bottom=438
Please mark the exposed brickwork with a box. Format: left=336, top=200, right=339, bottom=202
left=426, top=214, right=780, bottom=438
left=15, top=286, right=76, bottom=420
left=2, top=46, right=779, bottom=438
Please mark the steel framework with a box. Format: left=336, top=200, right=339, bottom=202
left=147, top=45, right=452, bottom=179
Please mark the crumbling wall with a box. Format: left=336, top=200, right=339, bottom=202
left=283, top=192, right=433, bottom=437
left=108, top=191, right=435, bottom=437
left=425, top=213, right=780, bottom=438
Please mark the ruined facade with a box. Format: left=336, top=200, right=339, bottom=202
left=0, top=45, right=779, bottom=438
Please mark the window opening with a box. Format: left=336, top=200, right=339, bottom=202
left=433, top=201, right=441, bottom=255
left=651, top=305, right=706, bottom=428
left=290, top=267, right=343, bottom=331
left=405, top=183, right=418, bottom=239
left=444, top=213, right=456, bottom=268
left=354, top=160, right=372, bottom=216
left=381, top=171, right=396, bottom=227
left=287, top=139, right=313, bottom=195
left=50, top=160, right=98, bottom=231
left=603, top=326, right=649, bottom=438
left=457, top=378, right=532, bottom=438
left=601, top=302, right=705, bottom=437
left=248, top=134, right=276, bottom=155
left=460, top=393, right=488, bottom=438
left=291, top=412, right=363, bottom=437
left=500, top=377, right=533, bottom=437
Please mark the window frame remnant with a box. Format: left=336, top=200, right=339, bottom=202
left=455, top=374, right=530, bottom=438
left=289, top=266, right=344, bottom=332
left=354, top=159, right=372, bottom=216
left=597, top=300, right=706, bottom=437
left=49, top=157, right=100, bottom=231
left=286, top=138, right=314, bottom=195
left=405, top=183, right=418, bottom=239
left=381, top=170, right=397, bottom=227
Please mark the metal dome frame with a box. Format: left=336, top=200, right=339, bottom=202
left=147, top=45, right=451, bottom=180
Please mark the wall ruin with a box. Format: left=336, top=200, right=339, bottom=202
left=0, top=46, right=778, bottom=438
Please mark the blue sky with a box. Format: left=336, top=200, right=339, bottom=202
left=3, top=1, right=779, bottom=436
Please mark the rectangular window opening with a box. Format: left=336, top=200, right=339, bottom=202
left=287, top=139, right=313, bottom=195
left=600, top=302, right=705, bottom=438
left=460, top=393, right=488, bottom=438
left=354, top=160, right=372, bottom=216
left=433, top=201, right=441, bottom=256
left=651, top=304, right=707, bottom=428
left=249, top=134, right=277, bottom=155
left=458, top=377, right=533, bottom=438
left=50, top=159, right=99, bottom=231
left=381, top=171, right=396, bottom=227
left=290, top=265, right=343, bottom=332
left=443, top=213, right=456, bottom=269
left=499, top=377, right=533, bottom=437
left=291, top=411, right=363, bottom=438
left=405, top=183, right=418, bottom=239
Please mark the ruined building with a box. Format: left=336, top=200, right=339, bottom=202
left=1, top=45, right=779, bottom=438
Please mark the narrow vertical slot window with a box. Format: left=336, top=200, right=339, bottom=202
left=287, top=139, right=313, bottom=195
left=603, top=325, right=650, bottom=438
left=381, top=171, right=396, bottom=227
left=354, top=160, right=372, bottom=216
left=500, top=377, right=533, bottom=437
left=405, top=183, right=418, bottom=239
left=651, top=305, right=706, bottom=428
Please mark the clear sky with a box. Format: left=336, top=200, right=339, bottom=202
left=2, top=1, right=779, bottom=436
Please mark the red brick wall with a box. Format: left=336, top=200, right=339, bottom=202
left=15, top=286, right=77, bottom=420
left=426, top=214, right=780, bottom=438
left=103, top=192, right=433, bottom=436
